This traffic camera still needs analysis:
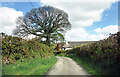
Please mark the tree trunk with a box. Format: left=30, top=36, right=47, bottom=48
left=46, top=35, right=50, bottom=46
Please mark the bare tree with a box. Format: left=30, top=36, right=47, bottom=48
left=13, top=6, right=71, bottom=46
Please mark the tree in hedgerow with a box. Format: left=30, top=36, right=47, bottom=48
left=13, top=6, right=71, bottom=46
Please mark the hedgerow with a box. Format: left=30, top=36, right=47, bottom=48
left=66, top=32, right=120, bottom=75
left=2, top=34, right=53, bottom=64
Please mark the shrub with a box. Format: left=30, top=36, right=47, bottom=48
left=66, top=32, right=120, bottom=75
left=2, top=34, right=53, bottom=65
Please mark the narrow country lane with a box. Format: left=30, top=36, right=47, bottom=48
left=45, top=56, right=91, bottom=75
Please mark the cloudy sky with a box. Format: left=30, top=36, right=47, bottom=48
left=0, top=0, right=119, bottom=41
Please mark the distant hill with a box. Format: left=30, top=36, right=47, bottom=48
left=68, top=41, right=97, bottom=47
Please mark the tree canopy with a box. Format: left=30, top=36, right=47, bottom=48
left=13, top=6, right=71, bottom=45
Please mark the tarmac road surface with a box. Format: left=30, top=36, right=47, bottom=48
left=45, top=56, right=91, bottom=75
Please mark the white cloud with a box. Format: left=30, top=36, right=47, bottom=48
left=0, top=7, right=23, bottom=35
left=24, top=34, right=36, bottom=40
left=105, top=14, right=108, bottom=16
left=41, top=1, right=112, bottom=28
left=41, top=0, right=117, bottom=41
left=65, top=28, right=100, bottom=41
left=65, top=25, right=118, bottom=41
left=94, top=25, right=118, bottom=36
left=0, top=26, right=16, bottom=35
left=65, top=28, right=89, bottom=41
left=0, top=0, right=118, bottom=41
left=95, top=25, right=118, bottom=40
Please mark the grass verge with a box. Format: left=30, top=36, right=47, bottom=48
left=66, top=54, right=113, bottom=76
left=2, top=56, right=57, bottom=75
left=67, top=55, right=98, bottom=75
left=55, top=53, right=100, bottom=75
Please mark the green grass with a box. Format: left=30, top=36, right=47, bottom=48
left=66, top=55, right=98, bottom=75
left=74, top=43, right=90, bottom=48
left=55, top=53, right=66, bottom=57
left=66, top=54, right=111, bottom=76
left=53, top=50, right=114, bottom=75
left=49, top=44, right=57, bottom=50
left=0, top=61, right=2, bottom=77
left=2, top=56, right=57, bottom=75
left=54, top=51, right=98, bottom=75
left=54, top=52, right=102, bottom=75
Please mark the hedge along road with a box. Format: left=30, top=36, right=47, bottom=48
left=45, top=56, right=91, bottom=75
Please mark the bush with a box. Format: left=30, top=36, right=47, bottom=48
left=66, top=32, right=120, bottom=75
left=2, top=34, right=53, bottom=64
